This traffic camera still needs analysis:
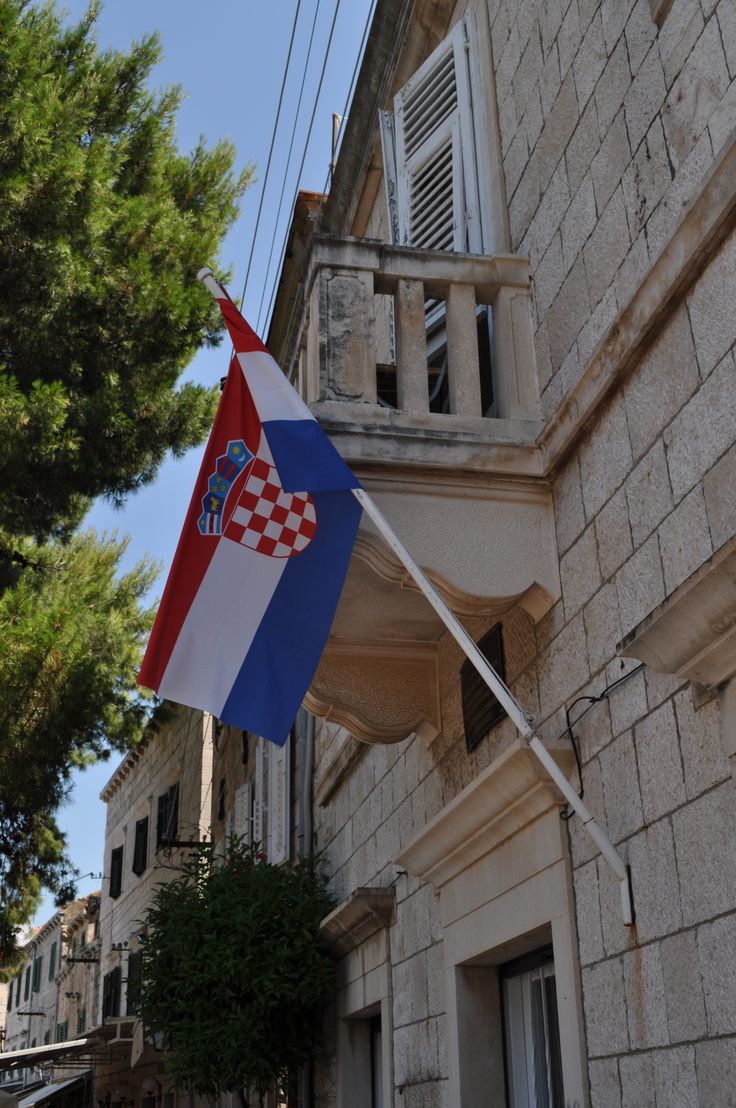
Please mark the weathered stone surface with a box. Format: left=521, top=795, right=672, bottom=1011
left=540, top=38, right=562, bottom=117
left=662, top=17, right=730, bottom=168
left=703, top=440, right=736, bottom=552
left=573, top=11, right=607, bottom=110
left=698, top=912, right=736, bottom=1034
left=619, top=1051, right=656, bottom=1108
left=675, top=689, right=729, bottom=800
left=504, top=126, right=529, bottom=199
left=626, top=440, right=673, bottom=547
left=589, top=1057, right=622, bottom=1108
left=561, top=523, right=601, bottom=619
left=624, top=0, right=657, bottom=75
left=673, top=783, right=736, bottom=925
left=578, top=284, right=619, bottom=366
left=664, top=350, right=736, bottom=500
left=570, top=757, right=609, bottom=867
left=592, top=110, right=631, bottom=213
left=720, top=1, right=736, bottom=80
left=658, top=485, right=713, bottom=595
left=529, top=159, right=570, bottom=268
left=622, top=112, right=671, bottom=235
left=574, top=858, right=605, bottom=965
left=561, top=171, right=596, bottom=273
left=629, top=819, right=684, bottom=942
left=600, top=730, right=644, bottom=842
left=658, top=0, right=704, bottom=87
left=615, top=535, right=665, bottom=633
left=623, top=942, right=669, bottom=1048
left=583, top=957, right=630, bottom=1056
left=538, top=611, right=590, bottom=713
left=624, top=44, right=667, bottom=152
left=534, top=232, right=565, bottom=316
left=536, top=71, right=579, bottom=190
left=634, top=700, right=686, bottom=822
left=596, top=34, right=631, bottom=137
left=565, top=96, right=600, bottom=194
left=598, top=851, right=637, bottom=957
left=688, top=230, right=736, bottom=377
left=661, top=929, right=707, bottom=1042
left=607, top=663, right=648, bottom=736
left=584, top=583, right=622, bottom=675
left=553, top=454, right=586, bottom=553
left=596, top=486, right=634, bottom=578
left=623, top=304, right=698, bottom=462
left=580, top=395, right=634, bottom=519
left=696, top=1037, right=736, bottom=1107
left=652, top=1046, right=698, bottom=1108
left=583, top=187, right=631, bottom=309
left=512, top=28, right=543, bottom=122
left=510, top=152, right=542, bottom=247
left=547, top=254, right=591, bottom=369
left=557, top=0, right=580, bottom=80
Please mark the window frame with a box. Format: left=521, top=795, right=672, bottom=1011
left=132, top=816, right=149, bottom=876
left=109, top=845, right=124, bottom=899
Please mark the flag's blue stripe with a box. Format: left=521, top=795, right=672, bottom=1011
left=264, top=419, right=360, bottom=493
left=219, top=489, right=362, bottom=745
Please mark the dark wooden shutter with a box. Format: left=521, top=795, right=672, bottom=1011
left=156, top=783, right=179, bottom=847
left=48, top=940, right=57, bottom=980
left=24, top=965, right=30, bottom=1000
left=132, top=817, right=149, bottom=875
left=110, top=965, right=121, bottom=1017
left=109, top=845, right=123, bottom=899
left=126, top=951, right=143, bottom=1016
left=156, top=791, right=168, bottom=848
left=461, top=623, right=506, bottom=752
left=32, top=955, right=42, bottom=992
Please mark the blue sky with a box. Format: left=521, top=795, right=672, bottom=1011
left=34, top=0, right=375, bottom=923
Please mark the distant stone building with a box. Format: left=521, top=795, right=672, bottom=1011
left=261, top=0, right=736, bottom=1104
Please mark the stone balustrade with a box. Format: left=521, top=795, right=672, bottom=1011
left=299, top=235, right=538, bottom=423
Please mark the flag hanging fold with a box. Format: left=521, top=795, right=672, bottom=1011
left=138, top=271, right=362, bottom=746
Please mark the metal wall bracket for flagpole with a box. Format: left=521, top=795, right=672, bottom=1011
left=352, top=487, right=634, bottom=927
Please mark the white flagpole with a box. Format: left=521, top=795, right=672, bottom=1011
left=352, top=486, right=634, bottom=926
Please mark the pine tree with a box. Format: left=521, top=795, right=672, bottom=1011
left=0, top=1, right=251, bottom=959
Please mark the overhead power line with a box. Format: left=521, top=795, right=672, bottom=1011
left=258, top=0, right=376, bottom=338
left=238, top=0, right=304, bottom=315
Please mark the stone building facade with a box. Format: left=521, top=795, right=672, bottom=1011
left=262, top=0, right=736, bottom=1104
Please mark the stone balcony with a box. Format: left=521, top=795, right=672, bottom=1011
left=276, top=235, right=560, bottom=744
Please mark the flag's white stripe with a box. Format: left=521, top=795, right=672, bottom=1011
left=238, top=351, right=315, bottom=424
left=157, top=537, right=288, bottom=714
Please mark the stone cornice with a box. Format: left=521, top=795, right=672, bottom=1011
left=319, top=887, right=395, bottom=958
left=394, top=739, right=576, bottom=890
left=618, top=534, right=736, bottom=688
left=540, top=128, right=736, bottom=474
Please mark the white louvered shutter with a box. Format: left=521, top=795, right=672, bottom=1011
left=381, top=15, right=485, bottom=254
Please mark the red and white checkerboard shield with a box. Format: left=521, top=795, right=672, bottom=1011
left=224, top=446, right=317, bottom=559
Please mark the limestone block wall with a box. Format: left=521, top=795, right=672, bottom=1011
left=491, top=0, right=736, bottom=418
left=98, top=707, right=213, bottom=1026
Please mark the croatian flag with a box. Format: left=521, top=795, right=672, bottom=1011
left=138, top=271, right=362, bottom=745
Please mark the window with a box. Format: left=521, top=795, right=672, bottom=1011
left=132, top=816, right=149, bottom=876
left=370, top=1016, right=383, bottom=1108
left=501, top=947, right=564, bottom=1108
left=461, top=623, right=506, bottom=752
left=7, top=979, right=12, bottom=1014
left=380, top=15, right=490, bottom=255
left=56, top=1020, right=68, bottom=1043
left=156, top=782, right=179, bottom=848
left=126, top=950, right=143, bottom=1016
left=48, top=941, right=57, bottom=980
left=102, top=966, right=122, bottom=1019
left=218, top=777, right=226, bottom=822
left=43, top=1030, right=50, bottom=1046
left=31, top=955, right=42, bottom=992
left=77, top=1009, right=86, bottom=1035
left=23, top=965, right=30, bottom=1001
left=109, top=845, right=124, bottom=899
left=15, top=974, right=22, bottom=1008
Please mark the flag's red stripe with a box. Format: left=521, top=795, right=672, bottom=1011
left=138, top=355, right=262, bottom=692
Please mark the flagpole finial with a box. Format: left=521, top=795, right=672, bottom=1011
left=197, top=267, right=215, bottom=282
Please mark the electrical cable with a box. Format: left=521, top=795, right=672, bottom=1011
left=237, top=0, right=304, bottom=315
left=259, top=0, right=376, bottom=338
left=558, top=662, right=645, bottom=821
left=255, top=0, right=343, bottom=335
left=252, top=0, right=324, bottom=328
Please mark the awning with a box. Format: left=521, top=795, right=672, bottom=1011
left=18, top=1074, right=89, bottom=1105
left=0, top=1039, right=95, bottom=1073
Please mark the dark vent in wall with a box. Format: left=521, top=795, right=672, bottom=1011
left=461, top=623, right=506, bottom=752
